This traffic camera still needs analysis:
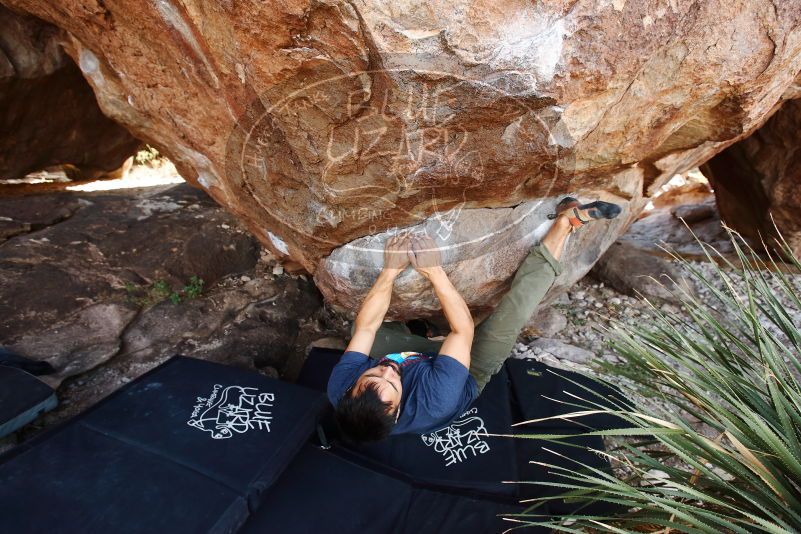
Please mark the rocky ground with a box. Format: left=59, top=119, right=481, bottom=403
left=515, top=176, right=733, bottom=375
left=523, top=259, right=801, bottom=376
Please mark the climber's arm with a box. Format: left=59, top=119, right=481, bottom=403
left=346, top=269, right=399, bottom=355
left=409, top=237, right=474, bottom=369
left=426, top=268, right=473, bottom=369
left=345, top=235, right=409, bottom=355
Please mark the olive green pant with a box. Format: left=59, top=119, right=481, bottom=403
left=362, top=243, right=562, bottom=392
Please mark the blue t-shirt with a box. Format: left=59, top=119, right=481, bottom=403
left=327, top=351, right=479, bottom=435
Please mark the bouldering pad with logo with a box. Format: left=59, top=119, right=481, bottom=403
left=0, top=356, right=326, bottom=533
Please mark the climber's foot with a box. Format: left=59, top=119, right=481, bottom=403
left=580, top=200, right=622, bottom=221
left=548, top=197, right=622, bottom=230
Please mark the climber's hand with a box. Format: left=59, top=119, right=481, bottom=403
left=383, top=234, right=411, bottom=273
left=408, top=235, right=443, bottom=278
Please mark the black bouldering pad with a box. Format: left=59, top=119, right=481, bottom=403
left=241, top=444, right=533, bottom=534
left=0, top=347, right=55, bottom=376
left=0, top=356, right=326, bottom=534
left=508, top=358, right=628, bottom=516
left=296, top=346, right=342, bottom=393
left=241, top=444, right=410, bottom=534
left=507, top=358, right=632, bottom=431
left=302, top=349, right=630, bottom=516
left=0, top=365, right=57, bottom=438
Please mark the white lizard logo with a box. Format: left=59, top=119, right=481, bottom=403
left=188, top=384, right=275, bottom=440
left=421, top=408, right=491, bottom=466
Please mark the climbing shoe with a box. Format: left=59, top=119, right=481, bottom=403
left=547, top=197, right=622, bottom=229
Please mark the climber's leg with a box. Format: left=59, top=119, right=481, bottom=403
left=467, top=219, right=568, bottom=391
left=467, top=198, right=622, bottom=391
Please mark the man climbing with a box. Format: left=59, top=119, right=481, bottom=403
left=326, top=197, right=622, bottom=443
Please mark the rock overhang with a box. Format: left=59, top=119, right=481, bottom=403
left=2, top=0, right=800, bottom=316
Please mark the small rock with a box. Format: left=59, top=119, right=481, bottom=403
left=641, top=469, right=670, bottom=487
left=671, top=202, right=716, bottom=224
left=527, top=338, right=594, bottom=364
left=272, top=264, right=284, bottom=275
left=660, top=303, right=680, bottom=314
left=554, top=293, right=571, bottom=305
left=524, top=307, right=568, bottom=337
left=538, top=354, right=563, bottom=368
left=240, top=275, right=251, bottom=282
left=259, top=366, right=280, bottom=379
left=609, top=297, right=622, bottom=306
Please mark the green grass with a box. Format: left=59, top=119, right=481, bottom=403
left=124, top=276, right=204, bottom=307
left=183, top=276, right=204, bottom=299
left=510, top=228, right=801, bottom=533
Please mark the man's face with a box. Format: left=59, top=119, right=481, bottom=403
left=352, top=360, right=403, bottom=413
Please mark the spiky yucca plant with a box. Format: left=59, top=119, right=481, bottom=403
left=509, top=230, right=801, bottom=533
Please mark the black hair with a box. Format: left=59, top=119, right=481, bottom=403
left=334, top=382, right=397, bottom=443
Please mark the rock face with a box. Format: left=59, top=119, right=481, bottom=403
left=0, top=186, right=255, bottom=342
left=0, top=184, right=345, bottom=428
left=2, top=0, right=801, bottom=316
left=701, top=98, right=801, bottom=257
left=0, top=5, right=140, bottom=181
left=622, top=197, right=734, bottom=260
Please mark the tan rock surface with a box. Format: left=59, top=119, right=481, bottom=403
left=3, top=0, right=801, bottom=315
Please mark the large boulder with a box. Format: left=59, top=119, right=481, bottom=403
left=0, top=5, right=140, bottom=181
left=701, top=98, right=801, bottom=257
left=3, top=0, right=801, bottom=316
